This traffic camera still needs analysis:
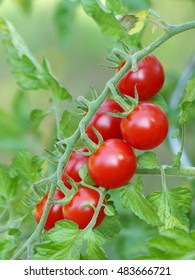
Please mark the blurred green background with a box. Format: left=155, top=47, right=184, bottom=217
left=0, top=0, right=195, bottom=259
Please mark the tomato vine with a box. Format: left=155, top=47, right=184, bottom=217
left=0, top=1, right=195, bottom=260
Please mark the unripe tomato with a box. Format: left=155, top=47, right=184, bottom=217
left=62, top=186, right=106, bottom=229
left=61, top=147, right=89, bottom=190
left=117, top=54, right=165, bottom=101
left=120, top=102, right=169, bottom=150
left=34, top=189, right=65, bottom=231
left=88, top=139, right=137, bottom=189
left=86, top=98, right=124, bottom=143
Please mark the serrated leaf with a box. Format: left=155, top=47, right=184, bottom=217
left=147, top=186, right=192, bottom=231
left=30, top=109, right=50, bottom=130
left=81, top=0, right=127, bottom=41
left=85, top=230, right=107, bottom=260
left=137, top=228, right=195, bottom=260
left=12, top=150, right=43, bottom=184
left=120, top=179, right=162, bottom=226
left=137, top=152, right=159, bottom=169
left=42, top=59, right=71, bottom=101
left=104, top=204, right=115, bottom=216
left=179, top=78, right=195, bottom=124
left=34, top=220, right=107, bottom=260
left=97, top=215, right=121, bottom=240
left=34, top=220, right=83, bottom=260
left=0, top=240, right=17, bottom=260
left=0, top=17, right=48, bottom=90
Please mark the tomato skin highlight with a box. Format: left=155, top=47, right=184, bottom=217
left=62, top=186, right=106, bottom=229
left=120, top=102, right=169, bottom=150
left=34, top=189, right=65, bottom=231
left=117, top=54, right=165, bottom=101
left=85, top=98, right=124, bottom=143
left=61, top=147, right=89, bottom=190
left=88, top=139, right=137, bottom=189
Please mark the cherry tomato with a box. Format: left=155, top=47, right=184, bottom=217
left=62, top=186, right=106, bottom=229
left=85, top=98, right=124, bottom=143
left=61, top=147, right=89, bottom=190
left=34, top=189, right=65, bottom=231
left=117, top=54, right=165, bottom=101
left=88, top=139, right=137, bottom=189
left=120, top=102, right=169, bottom=150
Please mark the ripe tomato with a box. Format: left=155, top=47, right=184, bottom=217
left=88, top=139, right=137, bottom=189
left=120, top=102, right=169, bottom=150
left=85, top=98, right=124, bottom=143
left=61, top=147, right=89, bottom=189
left=62, top=186, right=106, bottom=229
left=117, top=54, right=165, bottom=101
left=34, top=189, right=65, bottom=231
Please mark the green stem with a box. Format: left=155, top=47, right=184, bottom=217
left=136, top=165, right=195, bottom=177
left=84, top=188, right=107, bottom=230
left=12, top=183, right=56, bottom=260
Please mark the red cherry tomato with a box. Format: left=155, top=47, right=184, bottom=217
left=120, top=102, right=169, bottom=150
left=34, top=189, right=65, bottom=231
left=62, top=186, right=106, bottom=229
left=85, top=98, right=124, bottom=143
left=61, top=147, right=89, bottom=190
left=88, top=139, right=137, bottom=189
left=117, top=54, right=165, bottom=101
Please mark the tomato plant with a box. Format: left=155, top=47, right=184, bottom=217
left=88, top=139, right=137, bottom=189
left=62, top=186, right=106, bottom=229
left=61, top=147, right=89, bottom=189
left=117, top=54, right=165, bottom=101
left=34, top=189, right=65, bottom=231
left=120, top=102, right=169, bottom=150
left=85, top=98, right=124, bottom=143
left=1, top=0, right=195, bottom=262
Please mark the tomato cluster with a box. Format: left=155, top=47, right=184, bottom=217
left=34, top=54, right=169, bottom=231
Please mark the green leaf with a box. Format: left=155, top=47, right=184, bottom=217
left=79, top=164, right=95, bottom=186
left=30, top=109, right=50, bottom=130
left=85, top=230, right=107, bottom=260
left=179, top=78, right=195, bottom=124
left=137, top=228, right=195, bottom=260
left=80, top=0, right=127, bottom=41
left=0, top=17, right=47, bottom=90
left=104, top=204, right=115, bottom=216
left=150, top=94, right=169, bottom=114
left=106, top=0, right=127, bottom=14
left=60, top=110, right=81, bottom=138
left=147, top=186, right=192, bottom=231
left=120, top=178, right=162, bottom=226
left=34, top=220, right=83, bottom=260
left=42, top=59, right=71, bottom=101
left=0, top=17, right=71, bottom=101
left=137, top=152, right=159, bottom=169
left=34, top=220, right=107, bottom=260
left=97, top=215, right=121, bottom=240
left=54, top=0, right=77, bottom=47
left=11, top=150, right=43, bottom=184
left=0, top=239, right=17, bottom=260
left=0, top=165, right=16, bottom=200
